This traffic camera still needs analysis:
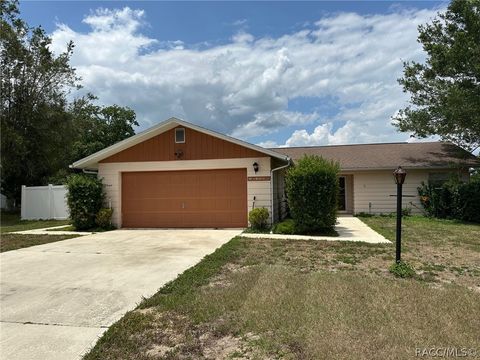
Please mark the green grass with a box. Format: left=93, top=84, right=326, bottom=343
left=0, top=233, right=80, bottom=252
left=84, top=216, right=480, bottom=360
left=0, top=212, right=78, bottom=252
left=359, top=215, right=480, bottom=251
left=0, top=212, right=70, bottom=233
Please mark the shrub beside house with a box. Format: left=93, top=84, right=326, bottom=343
left=284, top=155, right=340, bottom=234
left=66, top=174, right=113, bottom=230
left=418, top=179, right=480, bottom=223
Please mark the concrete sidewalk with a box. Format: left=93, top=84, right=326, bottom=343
left=0, top=229, right=240, bottom=360
left=10, top=224, right=93, bottom=236
left=241, top=216, right=390, bottom=243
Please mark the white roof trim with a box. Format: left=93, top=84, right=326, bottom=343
left=71, top=117, right=288, bottom=169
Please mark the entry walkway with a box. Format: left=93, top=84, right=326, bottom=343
left=241, top=216, right=390, bottom=244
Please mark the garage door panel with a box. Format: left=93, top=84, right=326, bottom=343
left=122, top=169, right=247, bottom=228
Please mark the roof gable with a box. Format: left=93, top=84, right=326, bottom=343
left=100, top=125, right=265, bottom=163
left=72, top=117, right=288, bottom=169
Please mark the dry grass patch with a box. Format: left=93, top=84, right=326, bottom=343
left=84, top=217, right=480, bottom=359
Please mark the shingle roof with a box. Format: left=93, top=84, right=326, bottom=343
left=271, top=142, right=479, bottom=170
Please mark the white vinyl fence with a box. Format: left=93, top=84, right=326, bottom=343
left=21, top=185, right=69, bottom=220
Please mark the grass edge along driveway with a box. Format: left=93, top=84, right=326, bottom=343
left=0, top=212, right=78, bottom=252
left=84, top=217, right=480, bottom=360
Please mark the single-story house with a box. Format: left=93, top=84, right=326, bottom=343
left=71, top=117, right=479, bottom=228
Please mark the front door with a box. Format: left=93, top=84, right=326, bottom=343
left=338, top=176, right=346, bottom=211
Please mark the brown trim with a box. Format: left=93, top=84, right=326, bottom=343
left=248, top=176, right=271, bottom=181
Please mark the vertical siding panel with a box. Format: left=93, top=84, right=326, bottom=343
left=100, top=127, right=266, bottom=163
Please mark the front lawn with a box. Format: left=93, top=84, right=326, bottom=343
left=0, top=233, right=80, bottom=253
left=1, top=212, right=77, bottom=252
left=0, top=212, right=70, bottom=233
left=360, top=215, right=480, bottom=287
left=84, top=216, right=480, bottom=359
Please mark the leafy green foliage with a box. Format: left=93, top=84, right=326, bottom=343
left=95, top=208, right=114, bottom=230
left=0, top=2, right=138, bottom=202
left=285, top=155, right=339, bottom=234
left=453, top=182, right=480, bottom=222
left=1, top=0, right=78, bottom=201
left=418, top=180, right=480, bottom=223
left=394, top=0, right=480, bottom=151
left=248, top=207, right=270, bottom=230
left=69, top=94, right=138, bottom=162
left=272, top=219, right=296, bottom=234
left=66, top=175, right=105, bottom=230
left=389, top=261, right=416, bottom=278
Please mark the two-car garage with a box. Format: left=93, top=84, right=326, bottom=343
left=72, top=118, right=288, bottom=228
left=121, top=169, right=248, bottom=228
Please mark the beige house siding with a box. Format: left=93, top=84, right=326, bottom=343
left=352, top=170, right=428, bottom=215
left=98, top=157, right=272, bottom=227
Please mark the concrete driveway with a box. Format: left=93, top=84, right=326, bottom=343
left=0, top=229, right=240, bottom=360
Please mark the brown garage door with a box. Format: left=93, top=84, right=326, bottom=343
left=121, top=169, right=247, bottom=228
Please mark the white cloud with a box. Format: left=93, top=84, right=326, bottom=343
left=231, top=111, right=319, bottom=138
left=256, top=140, right=279, bottom=148
left=50, top=5, right=444, bottom=144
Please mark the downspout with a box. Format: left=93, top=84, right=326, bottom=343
left=270, top=157, right=291, bottom=226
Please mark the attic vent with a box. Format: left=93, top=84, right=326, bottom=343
left=175, top=128, right=185, bottom=143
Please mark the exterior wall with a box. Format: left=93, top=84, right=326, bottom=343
left=100, top=126, right=264, bottom=163
left=98, top=157, right=272, bottom=227
left=352, top=170, right=429, bottom=214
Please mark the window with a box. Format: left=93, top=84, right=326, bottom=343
left=175, top=128, right=185, bottom=143
left=428, top=172, right=450, bottom=187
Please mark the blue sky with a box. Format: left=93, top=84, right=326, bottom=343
left=21, top=1, right=445, bottom=147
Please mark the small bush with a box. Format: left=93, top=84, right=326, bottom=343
left=66, top=174, right=105, bottom=230
left=418, top=180, right=480, bottom=223
left=285, top=155, right=339, bottom=234
left=96, top=208, right=114, bottom=229
left=453, top=181, right=480, bottom=223
left=389, top=261, right=416, bottom=278
left=273, top=219, right=296, bottom=234
left=248, top=207, right=269, bottom=229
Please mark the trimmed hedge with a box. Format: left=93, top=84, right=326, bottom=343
left=66, top=174, right=105, bottom=230
left=285, top=155, right=339, bottom=233
left=418, top=180, right=480, bottom=223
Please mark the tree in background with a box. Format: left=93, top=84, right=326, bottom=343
left=1, top=0, right=78, bottom=202
left=394, top=0, right=480, bottom=152
left=69, top=94, right=138, bottom=163
left=1, top=1, right=138, bottom=202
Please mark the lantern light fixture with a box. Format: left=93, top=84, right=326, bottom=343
left=253, top=162, right=259, bottom=173
left=393, top=166, right=407, bottom=185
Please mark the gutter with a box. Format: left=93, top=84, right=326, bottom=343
left=270, top=158, right=291, bottom=225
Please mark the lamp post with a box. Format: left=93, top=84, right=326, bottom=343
left=393, top=166, right=407, bottom=263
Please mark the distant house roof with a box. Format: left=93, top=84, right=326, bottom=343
left=272, top=142, right=479, bottom=170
